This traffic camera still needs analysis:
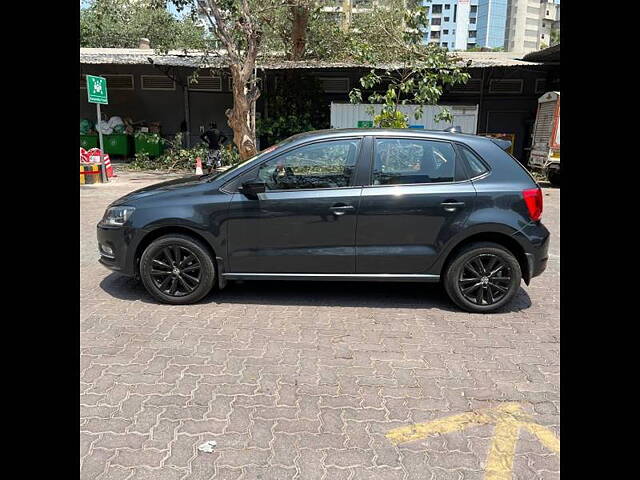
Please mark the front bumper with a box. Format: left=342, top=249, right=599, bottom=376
left=97, top=223, right=140, bottom=277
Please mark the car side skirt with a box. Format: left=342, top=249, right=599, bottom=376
left=222, top=273, right=440, bottom=282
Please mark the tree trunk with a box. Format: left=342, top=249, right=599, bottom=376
left=290, top=6, right=309, bottom=61
left=227, top=66, right=258, bottom=161
left=204, top=0, right=262, bottom=161
left=341, top=0, right=352, bottom=32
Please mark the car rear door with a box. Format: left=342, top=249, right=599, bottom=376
left=355, top=136, right=477, bottom=274
left=225, top=137, right=367, bottom=274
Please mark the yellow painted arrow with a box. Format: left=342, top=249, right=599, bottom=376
left=386, top=403, right=559, bottom=480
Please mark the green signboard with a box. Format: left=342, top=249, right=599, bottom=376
left=357, top=120, right=373, bottom=128
left=86, top=75, right=108, bottom=104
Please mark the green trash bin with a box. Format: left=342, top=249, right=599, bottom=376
left=135, top=133, right=165, bottom=157
left=103, top=134, right=132, bottom=157
left=80, top=135, right=98, bottom=149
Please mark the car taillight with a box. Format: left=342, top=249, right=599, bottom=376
left=523, top=188, right=543, bottom=221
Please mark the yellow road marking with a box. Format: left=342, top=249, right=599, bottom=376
left=520, top=421, right=560, bottom=454
left=386, top=403, right=559, bottom=480
left=485, top=417, right=519, bottom=480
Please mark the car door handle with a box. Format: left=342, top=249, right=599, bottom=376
left=441, top=201, right=465, bottom=212
left=329, top=204, right=355, bottom=216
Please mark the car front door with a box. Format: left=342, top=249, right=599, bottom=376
left=355, top=137, right=477, bottom=274
left=225, top=137, right=366, bottom=274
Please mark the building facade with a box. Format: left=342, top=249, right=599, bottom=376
left=423, top=0, right=511, bottom=51
left=423, top=0, right=477, bottom=50
left=505, top=0, right=560, bottom=53
left=476, top=1, right=509, bottom=49
left=423, top=1, right=559, bottom=53
left=80, top=48, right=559, bottom=162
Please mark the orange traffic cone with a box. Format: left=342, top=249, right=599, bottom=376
left=195, top=156, right=203, bottom=175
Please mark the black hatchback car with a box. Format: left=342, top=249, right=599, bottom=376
left=97, top=128, right=549, bottom=313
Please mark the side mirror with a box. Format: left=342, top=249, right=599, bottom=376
left=239, top=181, right=266, bottom=199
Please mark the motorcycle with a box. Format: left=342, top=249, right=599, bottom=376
left=204, top=149, right=222, bottom=173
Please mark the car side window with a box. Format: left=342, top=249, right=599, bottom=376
left=373, top=139, right=456, bottom=185
left=459, top=145, right=489, bottom=178
left=252, top=139, right=360, bottom=190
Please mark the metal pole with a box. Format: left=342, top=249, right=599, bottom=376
left=96, top=103, right=107, bottom=182
left=252, top=66, right=257, bottom=145
left=184, top=85, right=191, bottom=148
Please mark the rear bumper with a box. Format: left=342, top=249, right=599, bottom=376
left=515, top=222, right=550, bottom=283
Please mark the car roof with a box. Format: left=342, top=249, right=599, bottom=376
left=286, top=128, right=491, bottom=147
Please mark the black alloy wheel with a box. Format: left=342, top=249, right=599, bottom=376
left=443, top=241, right=522, bottom=313
left=149, top=245, right=202, bottom=297
left=140, top=234, right=215, bottom=304
left=458, top=254, right=512, bottom=306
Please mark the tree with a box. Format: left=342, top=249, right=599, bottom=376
left=173, top=0, right=350, bottom=159
left=262, top=1, right=354, bottom=61
left=170, top=0, right=271, bottom=160
left=348, top=1, right=471, bottom=127
left=80, top=0, right=206, bottom=49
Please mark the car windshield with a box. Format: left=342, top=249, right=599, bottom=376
left=203, top=137, right=297, bottom=183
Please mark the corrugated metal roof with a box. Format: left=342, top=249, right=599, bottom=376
left=522, top=44, right=560, bottom=63
left=80, top=48, right=542, bottom=69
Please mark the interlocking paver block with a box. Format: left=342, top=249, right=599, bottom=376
left=111, top=449, right=167, bottom=468
left=80, top=447, right=115, bottom=480
left=80, top=173, right=559, bottom=479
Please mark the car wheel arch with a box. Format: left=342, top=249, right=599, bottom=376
left=435, top=227, right=531, bottom=284
left=133, top=225, right=219, bottom=279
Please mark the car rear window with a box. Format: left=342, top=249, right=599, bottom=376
left=373, top=138, right=457, bottom=185
left=459, top=145, right=489, bottom=178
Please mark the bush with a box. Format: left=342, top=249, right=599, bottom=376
left=129, top=133, right=241, bottom=172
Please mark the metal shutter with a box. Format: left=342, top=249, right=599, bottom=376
left=319, top=77, right=350, bottom=93
left=189, top=76, right=222, bottom=91
left=489, top=79, right=523, bottom=94
left=532, top=101, right=556, bottom=145
left=81, top=74, right=133, bottom=90
left=141, top=75, right=175, bottom=90
left=450, top=79, right=482, bottom=93
left=103, top=75, right=134, bottom=90
left=535, top=78, right=547, bottom=93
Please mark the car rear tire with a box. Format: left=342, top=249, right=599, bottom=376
left=140, top=234, right=215, bottom=305
left=443, top=242, right=522, bottom=313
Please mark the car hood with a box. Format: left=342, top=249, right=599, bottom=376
left=110, top=175, right=204, bottom=206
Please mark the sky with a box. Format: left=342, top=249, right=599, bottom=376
left=80, top=1, right=187, bottom=18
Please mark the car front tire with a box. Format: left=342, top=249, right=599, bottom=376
left=444, top=242, right=522, bottom=313
left=139, top=234, right=215, bottom=305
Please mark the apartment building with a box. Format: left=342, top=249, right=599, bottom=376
left=423, top=1, right=559, bottom=53
left=476, top=1, right=509, bottom=49
left=422, top=1, right=510, bottom=51
left=423, top=1, right=475, bottom=50
left=505, top=0, right=560, bottom=53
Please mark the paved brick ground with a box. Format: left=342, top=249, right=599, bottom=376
left=81, top=171, right=560, bottom=480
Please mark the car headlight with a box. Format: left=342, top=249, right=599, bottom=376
left=102, top=206, right=135, bottom=226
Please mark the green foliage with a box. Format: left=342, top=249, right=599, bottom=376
left=374, top=110, right=408, bottom=129
left=80, top=0, right=208, bottom=49
left=347, top=0, right=471, bottom=128
left=133, top=132, right=161, bottom=143
left=261, top=2, right=358, bottom=61
left=129, top=133, right=241, bottom=171
left=220, top=146, right=241, bottom=166
left=256, top=74, right=329, bottom=146
left=465, top=46, right=505, bottom=52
